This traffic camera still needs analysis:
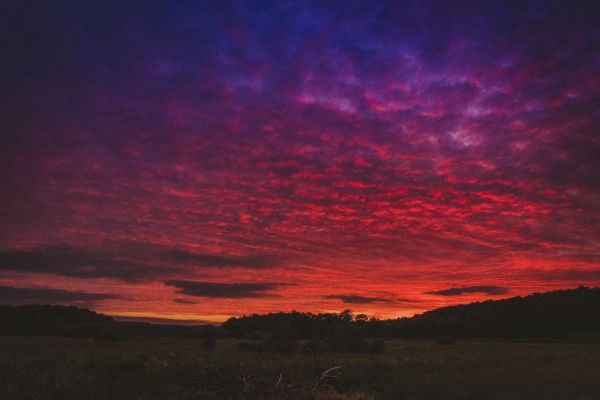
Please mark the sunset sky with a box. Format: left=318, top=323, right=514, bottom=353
left=1, top=1, right=599, bottom=323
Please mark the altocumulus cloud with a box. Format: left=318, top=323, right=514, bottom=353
left=425, top=286, right=509, bottom=296
left=165, top=280, right=286, bottom=298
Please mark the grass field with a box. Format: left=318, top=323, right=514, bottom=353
left=1, top=337, right=599, bottom=400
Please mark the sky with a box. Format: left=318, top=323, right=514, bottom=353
left=1, top=0, right=599, bottom=323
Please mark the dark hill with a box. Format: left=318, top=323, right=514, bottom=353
left=0, top=304, right=205, bottom=338
left=389, top=286, right=600, bottom=339
left=0, top=304, right=113, bottom=336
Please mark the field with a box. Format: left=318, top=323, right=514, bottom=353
left=1, top=337, right=599, bottom=400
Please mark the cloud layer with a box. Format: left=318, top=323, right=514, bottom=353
left=0, top=1, right=598, bottom=319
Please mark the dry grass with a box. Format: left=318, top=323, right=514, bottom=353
left=1, top=337, right=599, bottom=399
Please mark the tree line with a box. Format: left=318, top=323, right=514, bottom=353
left=224, top=286, right=600, bottom=341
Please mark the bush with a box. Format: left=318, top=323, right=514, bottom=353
left=435, top=335, right=456, bottom=345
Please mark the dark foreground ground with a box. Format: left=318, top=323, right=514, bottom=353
left=1, top=337, right=599, bottom=400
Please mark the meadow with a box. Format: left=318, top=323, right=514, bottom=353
left=1, top=337, right=599, bottom=400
